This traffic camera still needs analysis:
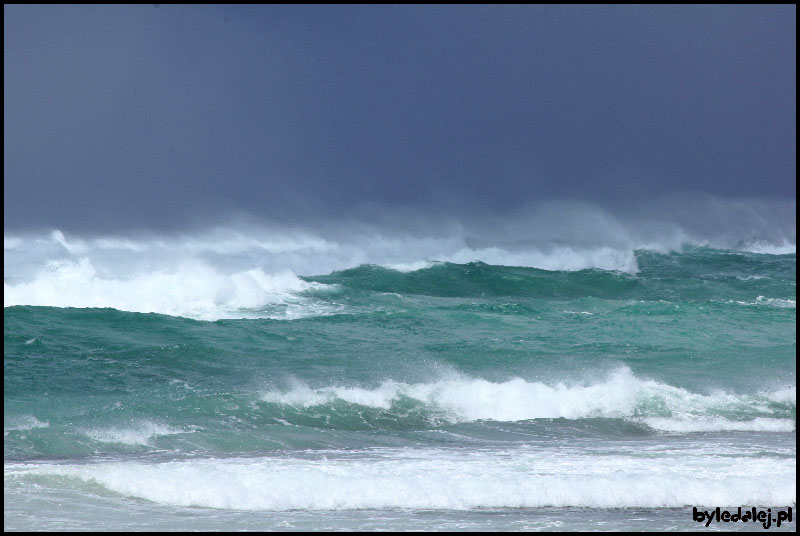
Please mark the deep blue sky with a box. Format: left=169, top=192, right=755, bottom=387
left=4, top=5, right=796, bottom=231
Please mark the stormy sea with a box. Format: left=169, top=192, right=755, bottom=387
left=3, top=218, right=796, bottom=531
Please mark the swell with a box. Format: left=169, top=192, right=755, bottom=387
left=306, top=249, right=795, bottom=303
left=307, top=262, right=641, bottom=299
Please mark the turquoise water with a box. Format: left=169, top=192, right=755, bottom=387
left=4, top=245, right=796, bottom=531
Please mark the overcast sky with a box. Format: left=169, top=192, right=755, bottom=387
left=4, top=5, right=796, bottom=232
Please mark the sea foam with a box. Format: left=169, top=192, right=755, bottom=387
left=4, top=415, right=50, bottom=433
left=83, top=421, right=191, bottom=446
left=7, top=447, right=795, bottom=509
left=3, top=257, right=329, bottom=320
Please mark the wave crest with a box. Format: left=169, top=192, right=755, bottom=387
left=3, top=258, right=330, bottom=320
left=260, top=368, right=795, bottom=430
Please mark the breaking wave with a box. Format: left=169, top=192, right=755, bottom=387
left=261, top=367, right=795, bottom=431
left=7, top=448, right=794, bottom=509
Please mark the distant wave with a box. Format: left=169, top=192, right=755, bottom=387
left=4, top=227, right=645, bottom=274
left=4, top=208, right=795, bottom=319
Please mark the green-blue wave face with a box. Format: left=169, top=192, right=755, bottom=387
left=4, top=248, right=795, bottom=459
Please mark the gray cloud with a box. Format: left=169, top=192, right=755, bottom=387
left=4, top=5, right=796, bottom=231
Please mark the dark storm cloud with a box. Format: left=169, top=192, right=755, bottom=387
left=4, top=5, right=796, bottom=231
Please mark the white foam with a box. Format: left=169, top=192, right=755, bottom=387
left=7, top=447, right=795, bottom=509
left=84, top=422, right=189, bottom=446
left=264, top=381, right=406, bottom=411
left=729, top=297, right=797, bottom=309
left=766, top=386, right=797, bottom=404
left=755, top=296, right=796, bottom=309
left=4, top=415, right=50, bottom=432
left=382, top=261, right=436, bottom=272
left=3, top=258, right=330, bottom=320
left=642, top=417, right=796, bottom=433
left=740, top=240, right=796, bottom=255
left=262, top=368, right=795, bottom=429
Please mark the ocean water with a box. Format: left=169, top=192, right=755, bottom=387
left=4, top=229, right=796, bottom=531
